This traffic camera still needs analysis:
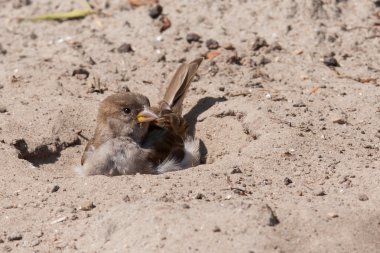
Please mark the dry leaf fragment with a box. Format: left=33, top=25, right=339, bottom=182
left=160, top=15, right=171, bottom=33
left=129, top=0, right=158, bottom=7
left=207, top=50, right=220, bottom=60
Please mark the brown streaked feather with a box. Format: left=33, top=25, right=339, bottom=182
left=144, top=58, right=203, bottom=167
left=161, top=58, right=203, bottom=115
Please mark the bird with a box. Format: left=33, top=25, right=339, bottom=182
left=76, top=58, right=203, bottom=176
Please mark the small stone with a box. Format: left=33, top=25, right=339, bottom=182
left=117, top=43, right=133, bottom=53
left=30, top=239, right=41, bottom=247
left=8, top=233, right=22, bottom=241
left=30, top=32, right=38, bottom=40
left=48, top=185, right=60, bottom=193
left=79, top=201, right=95, bottom=211
left=212, top=226, right=221, bottom=232
left=358, top=194, right=369, bottom=201
left=194, top=193, right=205, bottom=199
left=265, top=205, right=280, bottom=226
left=314, top=190, right=326, bottom=196
left=0, top=44, right=7, bottom=55
left=182, top=203, right=190, bottom=209
left=218, top=86, right=225, bottom=92
left=123, top=195, right=131, bottom=202
left=223, top=43, right=235, bottom=50
left=149, top=4, right=163, bottom=19
left=0, top=84, right=4, bottom=89
left=0, top=106, right=7, bottom=113
left=327, top=212, right=339, bottom=218
left=252, top=36, right=268, bottom=51
left=231, top=167, right=242, bottom=174
left=186, top=33, right=201, bottom=43
left=0, top=238, right=3, bottom=243
left=293, top=102, right=306, bottom=107
left=206, top=39, right=219, bottom=50
left=323, top=56, right=340, bottom=67
left=283, top=177, right=293, bottom=185
left=259, top=56, right=271, bottom=65
left=333, top=119, right=347, bottom=125
left=164, top=175, right=170, bottom=179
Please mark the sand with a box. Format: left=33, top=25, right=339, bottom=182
left=0, top=0, right=380, bottom=252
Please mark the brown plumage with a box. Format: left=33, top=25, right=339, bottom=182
left=144, top=58, right=203, bottom=168
left=77, top=58, right=203, bottom=176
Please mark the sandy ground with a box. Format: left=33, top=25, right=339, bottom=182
left=1, top=0, right=380, bottom=252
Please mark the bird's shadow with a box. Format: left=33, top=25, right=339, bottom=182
left=184, top=96, right=227, bottom=164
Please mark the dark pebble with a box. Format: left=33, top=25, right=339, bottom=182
left=194, top=193, right=205, bottom=199
left=0, top=106, right=7, bottom=113
left=72, top=68, right=90, bottom=79
left=212, top=226, right=221, bottom=232
left=0, top=43, right=7, bottom=55
left=51, top=185, right=60, bottom=193
left=117, top=43, right=133, bottom=53
left=293, top=102, right=306, bottom=107
left=323, top=56, right=340, bottom=67
left=8, top=233, right=22, bottom=241
left=149, top=4, right=163, bottom=19
left=284, top=177, right=293, bottom=185
left=315, top=190, right=326, bottom=196
left=231, top=167, right=242, bottom=174
left=266, top=205, right=280, bottom=226
left=30, top=32, right=38, bottom=40
left=358, top=194, right=369, bottom=201
left=252, top=36, right=268, bottom=51
left=206, top=39, right=219, bottom=50
left=182, top=203, right=190, bottom=209
left=374, top=1, right=380, bottom=7
left=186, top=33, right=201, bottom=43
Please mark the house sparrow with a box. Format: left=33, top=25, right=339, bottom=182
left=76, top=58, right=203, bottom=176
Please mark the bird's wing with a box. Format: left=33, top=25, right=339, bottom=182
left=161, top=58, right=203, bottom=115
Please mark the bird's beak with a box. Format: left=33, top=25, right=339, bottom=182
left=137, top=108, right=158, bottom=123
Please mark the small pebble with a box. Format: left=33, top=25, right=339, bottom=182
left=186, top=33, right=201, bottom=43
left=30, top=32, right=38, bottom=40
left=314, top=190, right=326, bottom=196
left=149, top=4, right=163, bottom=19
left=358, top=194, right=369, bottom=201
left=293, top=102, right=306, bottom=108
left=223, top=43, right=235, bottom=50
left=206, top=39, right=219, bottom=50
left=30, top=239, right=41, bottom=247
left=117, top=43, right=133, bottom=53
left=252, top=36, right=268, bottom=51
left=231, top=167, right=242, bottom=174
left=123, top=195, right=131, bottom=202
left=283, top=177, right=293, bottom=185
left=0, top=238, right=3, bottom=243
left=0, top=106, right=7, bottom=113
left=8, top=233, right=22, bottom=241
left=79, top=201, right=95, bottom=211
left=327, top=212, right=339, bottom=218
left=182, top=203, right=190, bottom=209
left=212, top=226, right=221, bottom=232
left=48, top=185, right=60, bottom=193
left=194, top=193, right=204, bottom=199
left=323, top=56, right=340, bottom=67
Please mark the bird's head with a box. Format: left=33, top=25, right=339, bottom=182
left=97, top=93, right=158, bottom=143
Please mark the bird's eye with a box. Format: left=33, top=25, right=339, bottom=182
left=122, top=107, right=131, bottom=114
